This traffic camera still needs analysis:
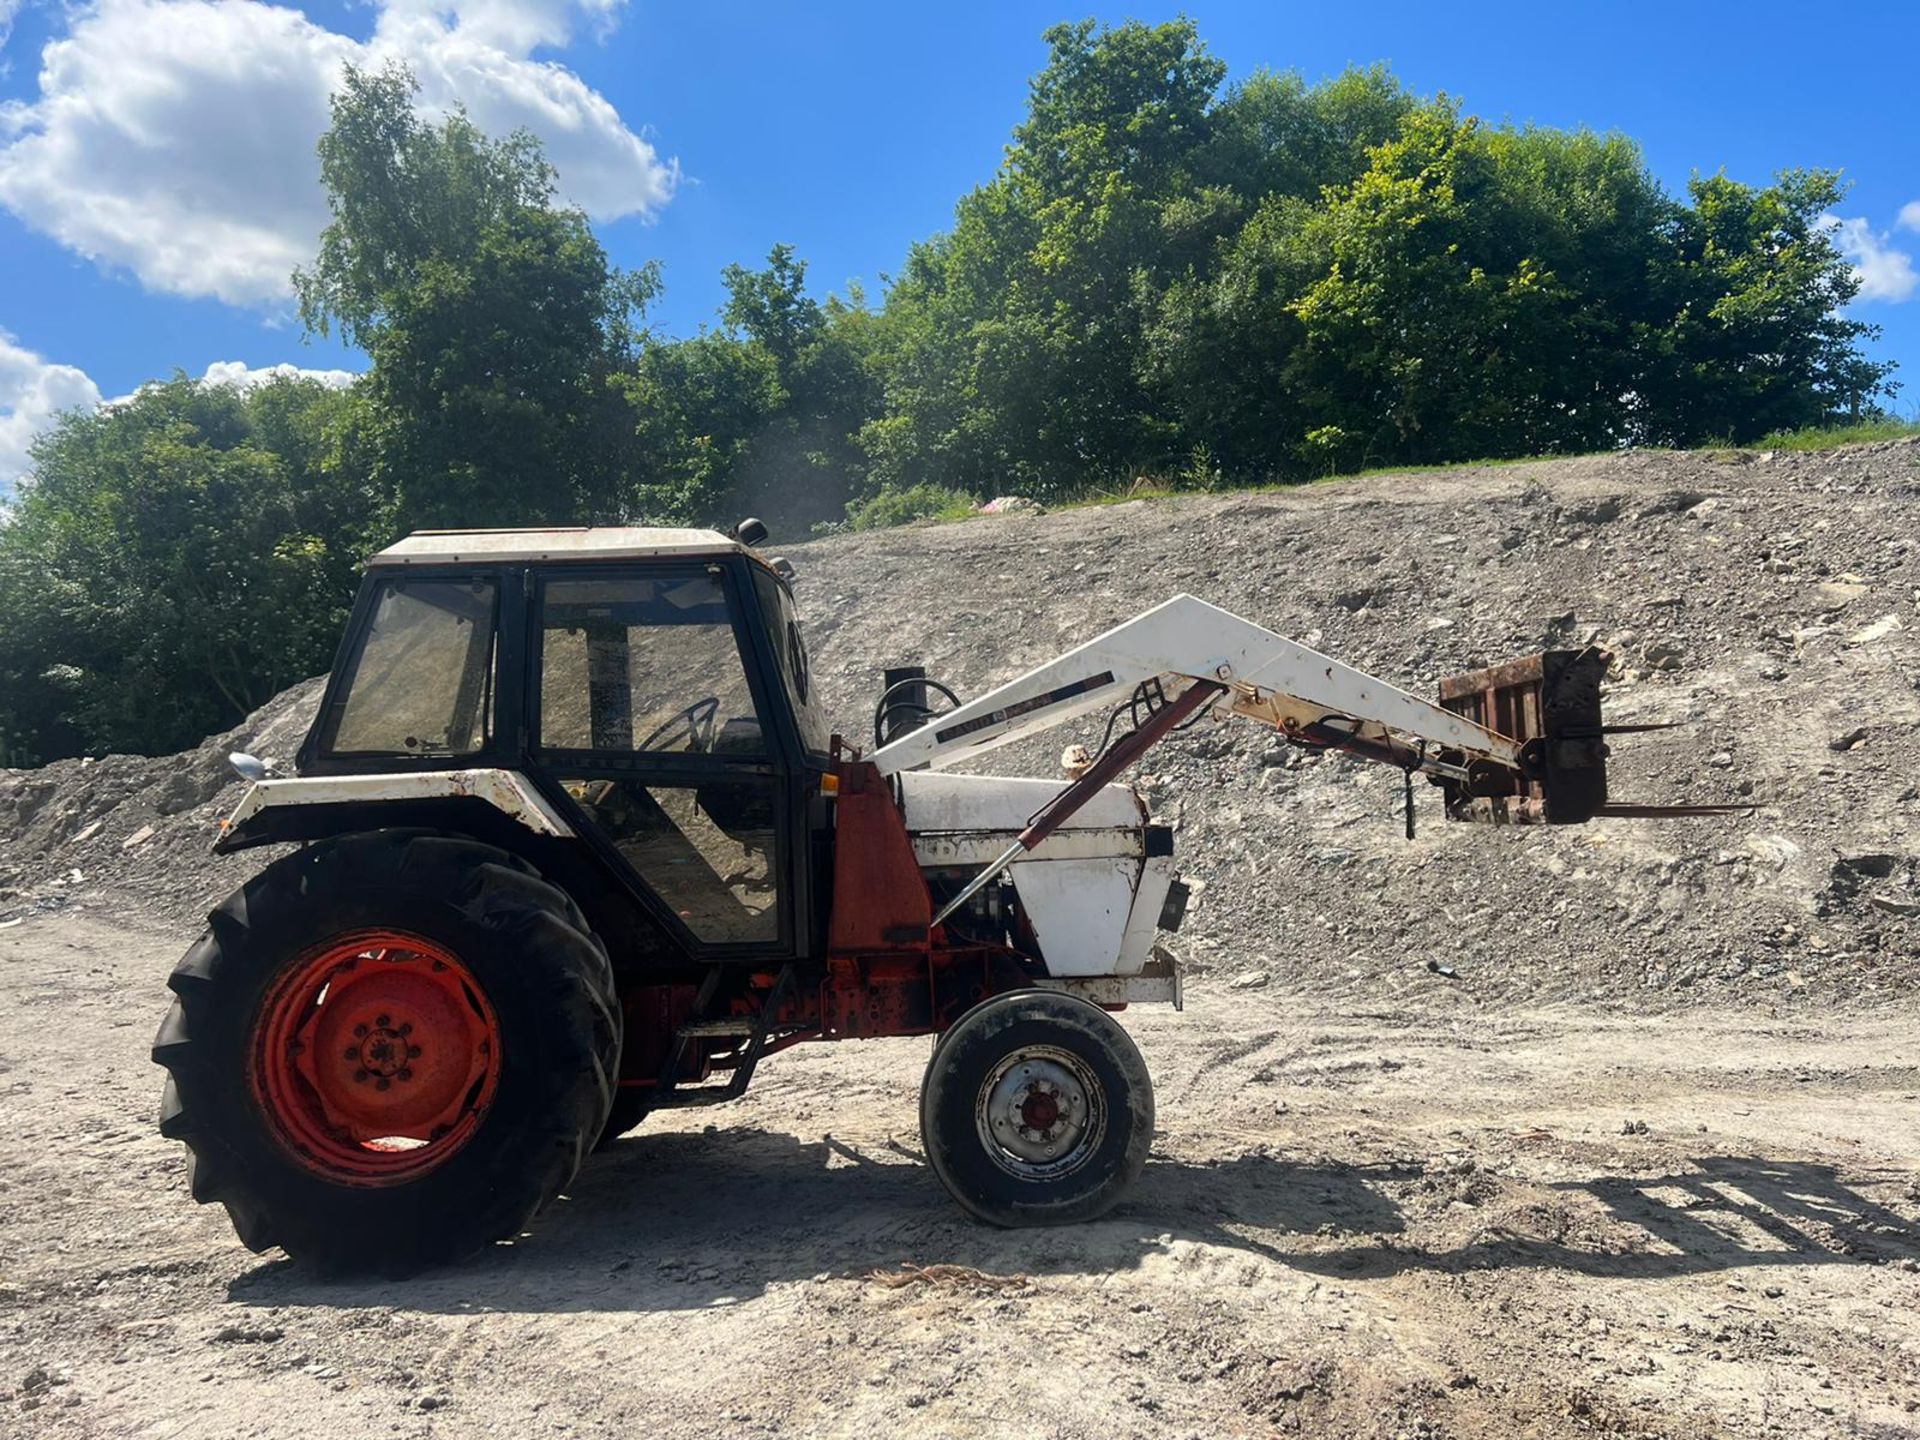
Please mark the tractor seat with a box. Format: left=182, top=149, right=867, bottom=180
left=710, top=716, right=763, bottom=756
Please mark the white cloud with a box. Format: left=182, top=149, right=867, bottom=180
left=2, top=344, right=359, bottom=494
left=0, top=0, right=676, bottom=308
left=1824, top=214, right=1918, bottom=305
left=0, top=332, right=102, bottom=495
left=1898, top=200, right=1920, bottom=234
left=383, top=0, right=625, bottom=53
left=385, top=6, right=677, bottom=221
left=197, top=358, right=358, bottom=391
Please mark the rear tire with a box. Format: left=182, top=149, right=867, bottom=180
left=595, top=1088, right=651, bottom=1148
left=152, top=831, right=618, bottom=1276
left=920, top=990, right=1153, bottom=1226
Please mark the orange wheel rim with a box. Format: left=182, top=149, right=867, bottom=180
left=249, top=930, right=502, bottom=1186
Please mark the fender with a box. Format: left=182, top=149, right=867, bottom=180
left=217, top=769, right=573, bottom=853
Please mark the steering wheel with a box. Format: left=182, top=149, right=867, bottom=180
left=638, top=695, right=721, bottom=754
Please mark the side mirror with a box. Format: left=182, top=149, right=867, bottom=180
left=227, top=751, right=272, bottom=782
left=770, top=556, right=796, bottom=580
left=732, top=517, right=769, bottom=547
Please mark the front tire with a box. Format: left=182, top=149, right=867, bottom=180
left=920, top=990, right=1153, bottom=1226
left=152, top=831, right=618, bottom=1275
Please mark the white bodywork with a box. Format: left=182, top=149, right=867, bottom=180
left=241, top=586, right=1540, bottom=1007
left=223, top=766, right=1176, bottom=993
left=224, top=769, right=574, bottom=838
left=897, top=773, right=1171, bottom=979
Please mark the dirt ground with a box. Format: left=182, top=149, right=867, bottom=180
left=4, top=903, right=1917, bottom=1439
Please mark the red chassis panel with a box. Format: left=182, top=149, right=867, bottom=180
left=613, top=759, right=1037, bottom=1092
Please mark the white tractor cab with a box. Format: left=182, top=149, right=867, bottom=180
left=154, top=524, right=1732, bottom=1273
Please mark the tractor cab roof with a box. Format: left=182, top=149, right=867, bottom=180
left=367, top=526, right=748, bottom=569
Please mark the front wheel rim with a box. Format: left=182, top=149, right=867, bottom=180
left=249, top=930, right=502, bottom=1187
left=973, top=1044, right=1107, bottom=1181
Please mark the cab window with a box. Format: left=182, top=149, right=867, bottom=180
left=326, top=579, right=496, bottom=756
left=753, top=568, right=828, bottom=756
left=538, top=573, right=765, bottom=757
left=555, top=778, right=778, bottom=943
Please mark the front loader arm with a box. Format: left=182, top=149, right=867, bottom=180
left=868, top=593, right=1525, bottom=788
left=873, top=594, right=1735, bottom=931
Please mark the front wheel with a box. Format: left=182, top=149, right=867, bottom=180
left=919, top=990, right=1154, bottom=1226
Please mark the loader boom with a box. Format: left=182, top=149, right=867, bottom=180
left=869, top=593, right=1527, bottom=788
left=870, top=593, right=1583, bottom=931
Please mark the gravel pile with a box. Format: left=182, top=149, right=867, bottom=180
left=5, top=438, right=1918, bottom=1007
left=0, top=679, right=323, bottom=929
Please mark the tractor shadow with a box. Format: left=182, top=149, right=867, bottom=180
left=1287, top=1152, right=1920, bottom=1284
left=226, top=1132, right=1920, bottom=1315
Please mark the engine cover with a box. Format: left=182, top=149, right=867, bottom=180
left=895, top=772, right=1175, bottom=978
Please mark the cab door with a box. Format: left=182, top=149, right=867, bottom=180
left=528, top=562, right=799, bottom=959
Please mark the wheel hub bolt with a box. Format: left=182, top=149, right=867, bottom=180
left=353, top=1068, right=369, bottom=1083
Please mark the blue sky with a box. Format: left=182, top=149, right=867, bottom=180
left=2, top=1, right=1916, bottom=488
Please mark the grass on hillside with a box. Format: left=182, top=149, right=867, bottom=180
left=1057, top=450, right=1559, bottom=512
left=844, top=417, right=1920, bottom=533
left=1046, top=418, right=1920, bottom=515
left=1744, top=417, right=1920, bottom=451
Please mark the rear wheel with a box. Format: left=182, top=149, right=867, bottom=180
left=920, top=990, right=1153, bottom=1226
left=152, top=831, right=618, bottom=1275
left=596, top=1088, right=652, bottom=1148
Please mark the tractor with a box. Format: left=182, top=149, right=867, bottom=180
left=152, top=523, right=1725, bottom=1273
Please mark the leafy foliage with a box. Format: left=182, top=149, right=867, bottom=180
left=1744, top=416, right=1920, bottom=451
left=874, top=20, right=1893, bottom=494
left=626, top=246, right=881, bottom=534
left=0, top=378, right=371, bottom=760
left=839, top=483, right=980, bottom=533
left=296, top=64, right=656, bottom=530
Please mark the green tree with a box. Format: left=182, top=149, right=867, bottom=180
left=1199, top=65, right=1416, bottom=206
left=628, top=246, right=881, bottom=535
left=1267, top=104, right=1670, bottom=470
left=0, top=377, right=372, bottom=760
left=867, top=19, right=1227, bottom=499
left=1637, top=169, right=1889, bottom=443
left=296, top=63, right=655, bottom=529
left=870, top=24, right=1894, bottom=494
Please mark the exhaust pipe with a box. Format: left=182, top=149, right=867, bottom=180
left=879, top=666, right=933, bottom=746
